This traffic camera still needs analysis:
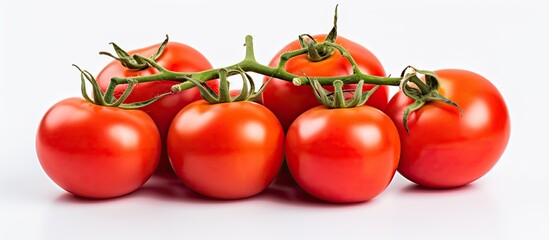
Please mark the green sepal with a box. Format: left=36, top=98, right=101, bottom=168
left=185, top=77, right=220, bottom=103
left=79, top=68, right=94, bottom=104
left=402, top=100, right=425, bottom=134
left=117, top=92, right=173, bottom=109
left=106, top=79, right=137, bottom=107
left=232, top=71, right=251, bottom=102
left=103, top=79, right=117, bottom=103
left=296, top=4, right=340, bottom=63
left=150, top=35, right=170, bottom=60
left=74, top=64, right=105, bottom=105
left=325, top=4, right=339, bottom=44
left=185, top=68, right=270, bottom=104
left=299, top=34, right=317, bottom=49
left=310, top=77, right=379, bottom=109
left=249, top=76, right=270, bottom=101
left=99, top=35, right=169, bottom=71
left=74, top=64, right=170, bottom=109
left=400, top=66, right=463, bottom=134
left=359, top=84, right=380, bottom=106
left=311, top=78, right=332, bottom=107
left=346, top=80, right=364, bottom=107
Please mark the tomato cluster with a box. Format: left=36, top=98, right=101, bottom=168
left=36, top=30, right=510, bottom=203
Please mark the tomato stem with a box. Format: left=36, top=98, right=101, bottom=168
left=186, top=68, right=267, bottom=104
left=98, top=35, right=169, bottom=71
left=170, top=35, right=402, bottom=92
left=74, top=64, right=170, bottom=109
left=105, top=34, right=402, bottom=96
left=399, top=66, right=463, bottom=134
left=310, top=77, right=380, bottom=109
left=76, top=5, right=466, bottom=134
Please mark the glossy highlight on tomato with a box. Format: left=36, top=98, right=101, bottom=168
left=262, top=34, right=388, bottom=132
left=97, top=41, right=218, bottom=173
left=384, top=69, right=510, bottom=188
left=36, top=98, right=161, bottom=199
left=167, top=100, right=284, bottom=199
left=285, top=105, right=400, bottom=203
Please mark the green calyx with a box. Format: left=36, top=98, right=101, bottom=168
left=298, top=5, right=339, bottom=62
left=310, top=77, right=380, bottom=109
left=74, top=65, right=170, bottom=109
left=185, top=68, right=267, bottom=104
left=99, top=35, right=169, bottom=71
left=400, top=66, right=463, bottom=134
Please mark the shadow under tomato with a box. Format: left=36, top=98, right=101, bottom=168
left=53, top=173, right=222, bottom=204
left=54, top=169, right=376, bottom=206
left=140, top=167, right=308, bottom=204
left=53, top=182, right=174, bottom=204
left=256, top=169, right=376, bottom=208
left=133, top=173, right=231, bottom=204
left=54, top=193, right=121, bottom=204
left=400, top=183, right=477, bottom=195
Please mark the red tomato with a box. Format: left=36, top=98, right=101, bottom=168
left=167, top=100, right=284, bottom=199
left=384, top=69, right=510, bottom=188
left=97, top=41, right=217, bottom=173
left=36, top=98, right=161, bottom=198
left=285, top=105, right=400, bottom=203
left=262, top=34, right=388, bottom=132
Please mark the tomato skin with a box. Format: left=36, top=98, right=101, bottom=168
left=97, top=42, right=218, bottom=173
left=285, top=106, right=400, bottom=203
left=167, top=100, right=284, bottom=199
left=262, top=34, right=388, bottom=132
left=36, top=98, right=161, bottom=199
left=384, top=69, right=511, bottom=188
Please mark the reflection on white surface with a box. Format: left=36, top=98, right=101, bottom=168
left=29, top=174, right=510, bottom=240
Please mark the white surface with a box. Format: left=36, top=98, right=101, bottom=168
left=1, top=0, right=547, bottom=239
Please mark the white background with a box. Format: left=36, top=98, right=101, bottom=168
left=1, top=0, right=547, bottom=239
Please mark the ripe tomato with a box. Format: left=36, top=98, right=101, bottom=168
left=167, top=100, right=284, bottom=199
left=97, top=41, right=217, bottom=173
left=384, top=69, right=510, bottom=188
left=285, top=105, right=400, bottom=203
left=262, top=34, right=387, bottom=132
left=36, top=98, right=161, bottom=198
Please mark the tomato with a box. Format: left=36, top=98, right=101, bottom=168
left=384, top=69, right=510, bottom=188
left=285, top=105, right=400, bottom=203
left=167, top=100, right=284, bottom=199
left=36, top=98, right=161, bottom=198
left=97, top=41, right=217, bottom=173
left=262, top=34, right=388, bottom=132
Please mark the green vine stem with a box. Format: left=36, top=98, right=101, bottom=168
left=83, top=5, right=464, bottom=134
left=94, top=34, right=463, bottom=130
left=106, top=35, right=402, bottom=96
left=102, top=4, right=398, bottom=94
